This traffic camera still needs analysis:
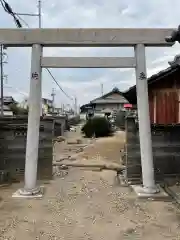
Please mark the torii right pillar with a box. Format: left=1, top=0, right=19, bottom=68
left=132, top=43, right=160, bottom=196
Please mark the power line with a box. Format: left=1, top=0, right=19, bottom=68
left=0, top=0, right=22, bottom=27
left=0, top=0, right=73, bottom=102
left=12, top=15, right=72, bottom=101
left=15, top=14, right=29, bottom=28
left=11, top=18, right=73, bottom=101
left=3, top=15, right=72, bottom=101
left=4, top=84, right=28, bottom=96
left=46, top=68, right=73, bottom=101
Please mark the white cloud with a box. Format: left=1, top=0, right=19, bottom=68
left=1, top=0, right=180, bottom=106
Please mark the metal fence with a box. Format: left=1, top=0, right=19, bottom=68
left=123, top=116, right=180, bottom=184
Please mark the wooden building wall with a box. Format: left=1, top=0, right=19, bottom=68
left=149, top=71, right=180, bottom=124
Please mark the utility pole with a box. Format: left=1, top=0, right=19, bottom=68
left=0, top=45, right=3, bottom=116
left=14, top=0, right=42, bottom=28
left=101, top=83, right=104, bottom=96
left=38, top=0, right=42, bottom=28
left=51, top=88, right=55, bottom=113
left=74, top=96, right=77, bottom=115
left=0, top=45, right=7, bottom=116
left=62, top=103, right=64, bottom=114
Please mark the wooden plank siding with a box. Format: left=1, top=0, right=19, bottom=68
left=147, top=70, right=180, bottom=124
left=149, top=90, right=179, bottom=124
left=148, top=92, right=154, bottom=123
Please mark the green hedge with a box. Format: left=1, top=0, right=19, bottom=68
left=81, top=117, right=112, bottom=138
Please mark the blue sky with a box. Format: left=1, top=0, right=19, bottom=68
left=1, top=0, right=180, bottom=107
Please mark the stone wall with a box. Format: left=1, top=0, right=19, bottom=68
left=124, top=116, right=180, bottom=184
left=0, top=116, right=54, bottom=181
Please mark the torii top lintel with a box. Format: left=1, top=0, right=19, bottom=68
left=0, top=28, right=175, bottom=47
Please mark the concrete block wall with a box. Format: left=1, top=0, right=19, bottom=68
left=0, top=116, right=54, bottom=181
left=53, top=115, right=67, bottom=136
left=124, top=116, right=180, bottom=184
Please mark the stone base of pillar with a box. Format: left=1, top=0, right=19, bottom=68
left=12, top=186, right=44, bottom=199
left=117, top=173, right=129, bottom=187
left=131, top=185, right=170, bottom=200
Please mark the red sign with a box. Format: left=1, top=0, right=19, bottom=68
left=124, top=103, right=132, bottom=108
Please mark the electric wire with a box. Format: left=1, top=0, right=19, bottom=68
left=46, top=68, right=73, bottom=101
left=15, top=14, right=29, bottom=28
left=0, top=0, right=22, bottom=27
left=0, top=0, right=73, bottom=101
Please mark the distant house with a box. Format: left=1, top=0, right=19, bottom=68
left=53, top=107, right=63, bottom=115
left=1, top=105, right=13, bottom=116
left=20, top=97, right=54, bottom=115
left=80, top=87, right=129, bottom=113
left=42, top=98, right=53, bottom=114
left=0, top=96, right=16, bottom=116
left=0, top=96, right=17, bottom=106
left=80, top=103, right=94, bottom=113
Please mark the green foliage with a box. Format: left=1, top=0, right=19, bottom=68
left=81, top=119, right=94, bottom=138
left=9, top=103, right=28, bottom=115
left=81, top=116, right=112, bottom=138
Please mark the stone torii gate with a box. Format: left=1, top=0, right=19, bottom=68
left=0, top=28, right=174, bottom=198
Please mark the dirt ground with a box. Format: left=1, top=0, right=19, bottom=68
left=0, top=125, right=180, bottom=239
left=78, top=130, right=125, bottom=164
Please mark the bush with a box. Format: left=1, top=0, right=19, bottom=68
left=81, top=117, right=112, bottom=138
left=81, top=118, right=94, bottom=137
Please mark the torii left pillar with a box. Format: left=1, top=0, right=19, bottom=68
left=12, top=44, right=43, bottom=198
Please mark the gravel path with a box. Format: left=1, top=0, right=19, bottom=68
left=0, top=127, right=180, bottom=239
left=1, top=169, right=180, bottom=239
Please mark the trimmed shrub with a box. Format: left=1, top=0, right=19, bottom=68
left=81, top=117, right=112, bottom=138
left=81, top=118, right=94, bottom=138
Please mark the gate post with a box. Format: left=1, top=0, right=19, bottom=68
left=134, top=44, right=159, bottom=194
left=13, top=44, right=43, bottom=197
